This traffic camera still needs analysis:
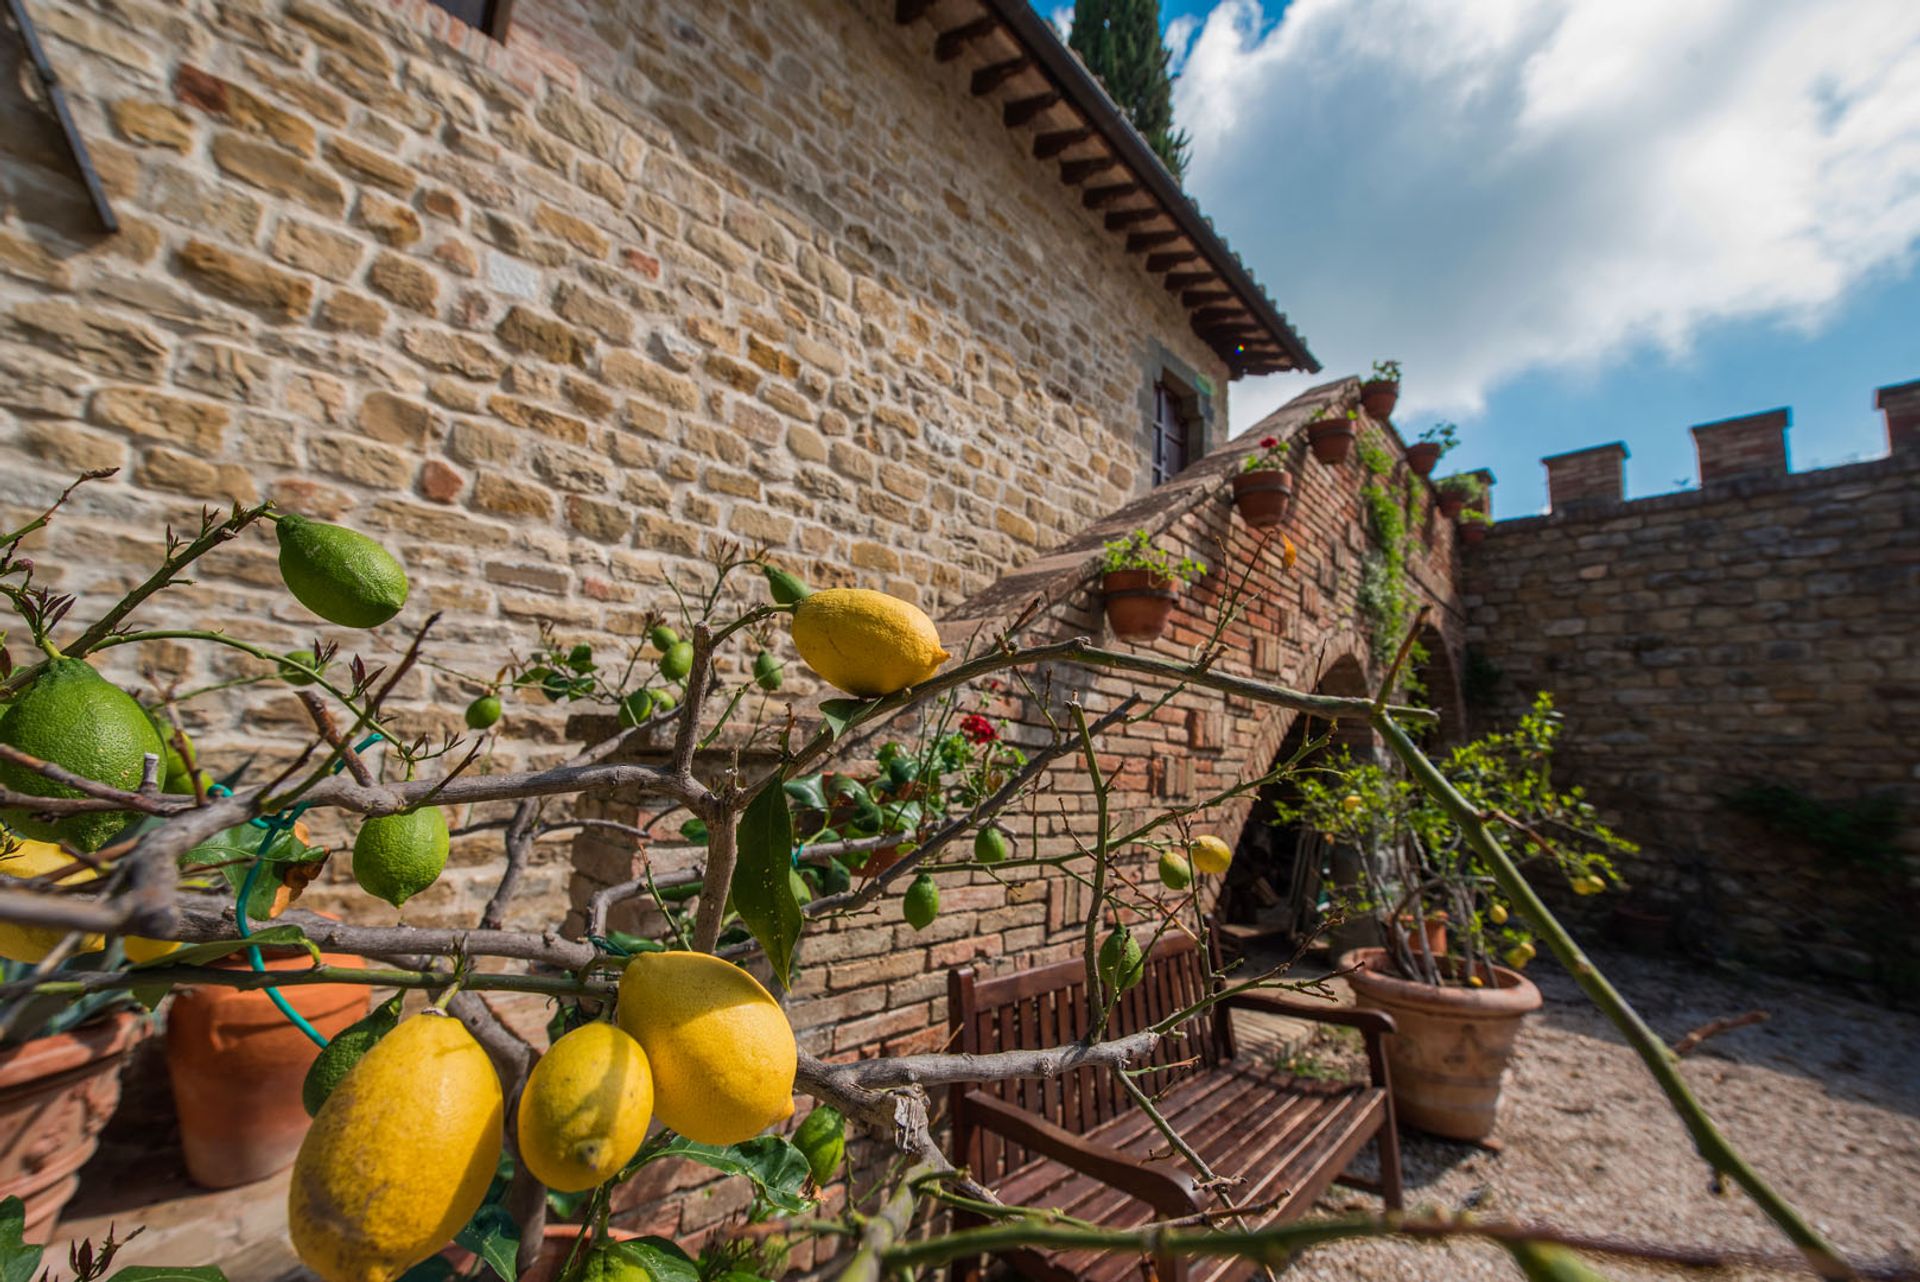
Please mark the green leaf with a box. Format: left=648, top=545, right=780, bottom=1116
left=454, top=1203, right=520, bottom=1282
left=108, top=1269, right=230, bottom=1282
left=643, top=1137, right=813, bottom=1215
left=825, top=775, right=871, bottom=805
left=543, top=1186, right=593, bottom=1221
left=611, top=1239, right=698, bottom=1282
left=817, top=698, right=871, bottom=740
left=679, top=817, right=709, bottom=845
left=150, top=925, right=309, bottom=970
left=0, top=1198, right=41, bottom=1282
left=846, top=796, right=883, bottom=837
left=730, top=781, right=801, bottom=987
left=181, top=822, right=323, bottom=867
left=395, top=1258, right=457, bottom=1282
left=781, top=774, right=827, bottom=813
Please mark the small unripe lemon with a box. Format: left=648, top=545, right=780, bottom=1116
left=650, top=689, right=678, bottom=713
left=279, top=649, right=325, bottom=686
left=352, top=807, right=449, bottom=909
left=658, top=642, right=694, bottom=682
left=616, top=690, right=653, bottom=728
left=1188, top=834, right=1233, bottom=876
left=1098, top=928, right=1145, bottom=995
left=0, top=659, right=162, bottom=851
left=752, top=652, right=783, bottom=692
left=290, top=1013, right=502, bottom=1282
left=1340, top=794, right=1364, bottom=813
left=464, top=695, right=501, bottom=730
left=973, top=826, right=1010, bottom=864
left=518, top=1022, right=654, bottom=1193
left=647, top=624, right=679, bottom=652
left=616, top=952, right=796, bottom=1146
left=903, top=874, right=939, bottom=930
left=790, top=588, right=949, bottom=697
left=1157, top=850, right=1193, bottom=890
left=276, top=514, right=409, bottom=629
left=792, top=1105, right=846, bottom=1186
left=1488, top=903, right=1509, bottom=925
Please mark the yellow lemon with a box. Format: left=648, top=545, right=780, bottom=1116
left=1340, top=794, right=1364, bottom=813
left=1188, top=834, right=1233, bottom=876
left=1487, top=903, right=1509, bottom=925
left=518, top=1022, right=654, bottom=1193
left=789, top=588, right=949, bottom=697
left=1504, top=942, right=1536, bottom=971
left=1573, top=874, right=1607, bottom=896
left=0, top=839, right=105, bottom=961
left=289, top=1012, right=503, bottom=1282
left=616, top=951, right=796, bottom=1146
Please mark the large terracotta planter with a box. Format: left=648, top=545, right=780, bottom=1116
left=0, top=1010, right=143, bottom=1242
left=1361, top=379, right=1399, bottom=420
left=1101, top=570, right=1175, bottom=643
left=165, top=948, right=369, bottom=1188
left=1436, top=491, right=1468, bottom=520
left=1404, top=442, right=1442, bottom=477
left=1230, top=470, right=1293, bottom=529
left=1342, top=946, right=1540, bottom=1141
left=1305, top=421, right=1354, bottom=465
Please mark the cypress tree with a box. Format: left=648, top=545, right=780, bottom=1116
left=1068, top=0, right=1192, bottom=181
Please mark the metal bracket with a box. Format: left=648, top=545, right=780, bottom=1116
left=4, top=0, right=118, bottom=233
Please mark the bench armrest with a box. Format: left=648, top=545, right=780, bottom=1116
left=961, top=1091, right=1201, bottom=1217
left=1223, top=992, right=1396, bottom=1038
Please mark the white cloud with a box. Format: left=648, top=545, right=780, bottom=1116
left=1174, top=0, right=1920, bottom=433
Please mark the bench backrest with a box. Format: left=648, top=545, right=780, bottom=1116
left=946, top=931, right=1235, bottom=1183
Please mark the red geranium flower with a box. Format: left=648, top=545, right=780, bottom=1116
left=1260, top=436, right=1278, bottom=448
left=959, top=713, right=997, bottom=744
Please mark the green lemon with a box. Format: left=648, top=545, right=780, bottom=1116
left=580, top=1243, right=654, bottom=1282
left=647, top=624, right=679, bottom=653
left=464, top=695, right=501, bottom=730
left=302, top=993, right=402, bottom=1117
left=0, top=659, right=161, bottom=851
left=275, top=514, right=409, bottom=629
left=973, top=826, right=1010, bottom=865
left=658, top=642, right=694, bottom=682
left=1098, top=928, right=1145, bottom=995
left=278, top=649, right=325, bottom=686
left=649, top=688, right=678, bottom=714
left=792, top=1105, right=846, bottom=1185
left=762, top=565, right=812, bottom=605
left=352, top=806, right=450, bottom=908
left=903, top=874, right=939, bottom=930
left=1157, top=850, right=1193, bottom=890
left=616, top=689, right=654, bottom=728
left=752, top=651, right=783, bottom=692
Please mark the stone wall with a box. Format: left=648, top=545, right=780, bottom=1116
left=1464, top=396, right=1919, bottom=993
left=0, top=0, right=1227, bottom=928
left=575, top=381, right=1467, bottom=1259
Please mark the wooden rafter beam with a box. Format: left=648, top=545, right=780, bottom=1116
left=1003, top=91, right=1060, bottom=127
left=1145, top=250, right=1198, bottom=271
left=1104, top=208, right=1160, bottom=231
left=1164, top=270, right=1216, bottom=290
left=1193, top=306, right=1253, bottom=326
left=1128, top=232, right=1182, bottom=255
left=1060, top=155, right=1120, bottom=185
left=1082, top=182, right=1139, bottom=209
left=934, top=16, right=997, bottom=61
left=971, top=56, right=1030, bottom=96
left=1183, top=289, right=1232, bottom=307
left=894, top=0, right=935, bottom=22
left=1034, top=127, right=1091, bottom=159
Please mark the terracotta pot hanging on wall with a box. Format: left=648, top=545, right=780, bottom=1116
left=1405, top=441, right=1442, bottom=476
left=1101, top=570, right=1176, bottom=643
left=1306, top=421, right=1354, bottom=465
left=1361, top=379, right=1400, bottom=420
left=1230, top=470, right=1293, bottom=529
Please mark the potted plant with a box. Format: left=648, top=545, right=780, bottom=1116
left=1277, top=693, right=1635, bottom=1141
left=1361, top=359, right=1401, bottom=420
left=1231, top=435, right=1293, bottom=529
left=1457, top=507, right=1492, bottom=546
left=1405, top=422, right=1455, bottom=478
left=0, top=957, right=146, bottom=1242
left=1099, top=530, right=1206, bottom=644
left=1434, top=472, right=1483, bottom=520
left=1305, top=405, right=1359, bottom=466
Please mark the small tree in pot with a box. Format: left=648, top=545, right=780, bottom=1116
left=1278, top=693, right=1634, bottom=1140
left=1099, top=530, right=1206, bottom=644
left=1361, top=359, right=1402, bottom=420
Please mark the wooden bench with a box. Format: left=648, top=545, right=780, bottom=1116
left=946, top=932, right=1402, bottom=1282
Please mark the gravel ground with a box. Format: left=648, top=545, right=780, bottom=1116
left=1285, top=948, right=1920, bottom=1280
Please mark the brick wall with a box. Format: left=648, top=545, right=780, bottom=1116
left=1465, top=401, right=1920, bottom=990
left=0, top=0, right=1227, bottom=928
left=573, top=382, right=1467, bottom=1259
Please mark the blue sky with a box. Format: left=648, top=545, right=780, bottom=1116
left=1059, top=0, right=1920, bottom=514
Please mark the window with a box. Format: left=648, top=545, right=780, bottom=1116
left=1150, top=381, right=1195, bottom=484
left=426, top=0, right=514, bottom=39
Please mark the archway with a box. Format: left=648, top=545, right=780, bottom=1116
left=1409, top=624, right=1467, bottom=746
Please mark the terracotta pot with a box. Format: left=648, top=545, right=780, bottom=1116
left=1458, top=521, right=1487, bottom=546
left=445, top=1225, right=639, bottom=1282
left=0, top=1010, right=143, bottom=1242
left=1230, top=470, right=1293, bottom=529
left=1305, top=421, right=1354, bottom=465
left=165, top=948, right=369, bottom=1189
left=1101, top=570, right=1175, bottom=643
left=1341, top=946, right=1541, bottom=1141
left=1404, top=441, right=1442, bottom=477
left=1436, top=492, right=1467, bottom=520
left=1361, top=379, right=1399, bottom=420
left=1398, top=911, right=1448, bottom=958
